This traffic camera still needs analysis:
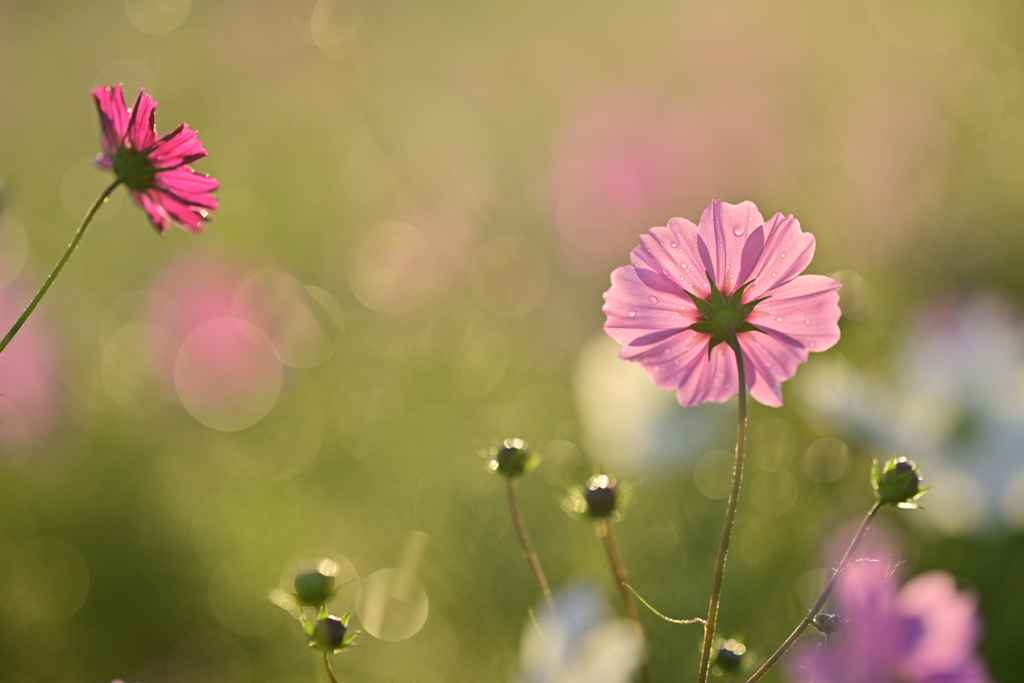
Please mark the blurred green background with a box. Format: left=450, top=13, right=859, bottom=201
left=1, top=0, right=1024, bottom=681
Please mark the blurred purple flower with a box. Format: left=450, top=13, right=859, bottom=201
left=788, top=561, right=993, bottom=683
left=93, top=84, right=217, bottom=233
left=602, top=200, right=841, bottom=407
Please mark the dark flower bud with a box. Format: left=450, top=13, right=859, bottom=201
left=294, top=567, right=336, bottom=607
left=312, top=616, right=347, bottom=652
left=488, top=438, right=537, bottom=478
left=813, top=613, right=843, bottom=636
left=873, top=456, right=926, bottom=508
left=714, top=638, right=746, bottom=673
left=585, top=474, right=618, bottom=517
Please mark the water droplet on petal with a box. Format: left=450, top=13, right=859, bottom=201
left=771, top=271, right=777, bottom=278
left=680, top=263, right=688, bottom=269
left=670, top=242, right=678, bottom=248
left=627, top=310, right=637, bottom=318
left=733, top=226, right=745, bottom=236
left=649, top=296, right=658, bottom=304
left=780, top=252, right=786, bottom=258
left=809, top=342, right=817, bottom=348
left=804, top=318, right=810, bottom=325
left=776, top=316, right=784, bottom=323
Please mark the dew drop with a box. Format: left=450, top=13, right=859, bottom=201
left=662, top=269, right=669, bottom=276
left=775, top=316, right=784, bottom=323
left=670, top=242, right=678, bottom=248
left=733, top=226, right=745, bottom=236
left=649, top=296, right=659, bottom=304
left=780, top=252, right=786, bottom=258
left=809, top=342, right=817, bottom=348
left=680, top=263, right=688, bottom=269
left=627, top=310, right=637, bottom=318
left=804, top=318, right=810, bottom=325
left=771, top=271, right=777, bottom=278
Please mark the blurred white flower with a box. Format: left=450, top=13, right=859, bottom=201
left=799, top=293, right=1024, bottom=533
left=518, top=584, right=640, bottom=683
left=574, top=333, right=730, bottom=476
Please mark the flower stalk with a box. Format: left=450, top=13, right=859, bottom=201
left=507, top=478, right=556, bottom=616
left=0, top=179, right=121, bottom=357
left=744, top=501, right=883, bottom=683
left=323, top=651, right=339, bottom=683
left=698, top=335, right=748, bottom=683
left=596, top=518, right=649, bottom=683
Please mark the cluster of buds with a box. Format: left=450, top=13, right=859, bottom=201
left=276, top=559, right=359, bottom=654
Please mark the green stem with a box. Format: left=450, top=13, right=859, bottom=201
left=697, top=337, right=747, bottom=683
left=0, top=179, right=121, bottom=356
left=597, top=518, right=649, bottom=683
left=322, top=652, right=339, bottom=683
left=506, top=478, right=556, bottom=616
left=744, top=501, right=883, bottom=683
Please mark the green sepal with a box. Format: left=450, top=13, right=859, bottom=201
left=300, top=614, right=315, bottom=638
left=684, top=290, right=717, bottom=320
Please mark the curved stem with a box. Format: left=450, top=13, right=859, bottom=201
left=0, top=179, right=121, bottom=356
left=697, top=338, right=747, bottom=683
left=506, top=478, right=556, bottom=616
left=322, top=652, right=339, bottom=683
left=744, top=501, right=882, bottom=683
left=597, top=519, right=649, bottom=683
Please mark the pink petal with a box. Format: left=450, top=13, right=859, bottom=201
left=602, top=265, right=696, bottom=346
left=154, top=167, right=219, bottom=209
left=738, top=331, right=809, bottom=407
left=749, top=274, right=841, bottom=352
left=622, top=329, right=708, bottom=391
left=92, top=85, right=129, bottom=165
left=125, top=89, right=158, bottom=152
left=688, top=342, right=740, bottom=405
left=629, top=217, right=711, bottom=300
left=133, top=189, right=210, bottom=233
left=743, top=212, right=816, bottom=300
left=148, top=123, right=208, bottom=168
left=897, top=572, right=982, bottom=678
left=696, top=200, right=765, bottom=294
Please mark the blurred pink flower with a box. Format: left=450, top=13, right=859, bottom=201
left=551, top=91, right=784, bottom=269
left=148, top=256, right=282, bottom=430
left=0, top=283, right=60, bottom=447
left=602, top=200, right=840, bottom=407
left=788, top=561, right=993, bottom=683
left=93, top=84, right=218, bottom=233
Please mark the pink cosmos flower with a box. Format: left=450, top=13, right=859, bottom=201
left=93, top=84, right=217, bottom=233
left=602, top=200, right=841, bottom=407
left=788, top=561, right=993, bottom=683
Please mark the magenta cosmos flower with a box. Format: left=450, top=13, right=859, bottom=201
left=602, top=200, right=841, bottom=407
left=93, top=84, right=217, bottom=232
left=788, top=561, right=993, bottom=683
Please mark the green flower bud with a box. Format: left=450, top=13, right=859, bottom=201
left=585, top=474, right=618, bottom=518
left=488, top=438, right=538, bottom=478
left=872, top=456, right=926, bottom=508
left=312, top=616, right=347, bottom=652
left=294, top=567, right=336, bottom=607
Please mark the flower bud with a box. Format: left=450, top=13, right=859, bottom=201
left=813, top=613, right=842, bottom=637
left=585, top=474, right=618, bottom=517
left=714, top=638, right=746, bottom=673
left=312, top=616, right=347, bottom=652
left=488, top=438, right=537, bottom=478
left=873, top=456, right=925, bottom=507
left=294, top=567, right=336, bottom=607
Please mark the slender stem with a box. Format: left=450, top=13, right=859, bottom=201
left=597, top=518, right=649, bottom=683
left=0, top=179, right=121, bottom=356
left=322, top=652, right=339, bottom=683
left=697, top=338, right=748, bottom=683
left=506, top=478, right=556, bottom=616
left=744, top=501, right=883, bottom=683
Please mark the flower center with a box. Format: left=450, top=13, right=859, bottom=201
left=685, top=277, right=767, bottom=355
left=112, top=146, right=157, bottom=191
